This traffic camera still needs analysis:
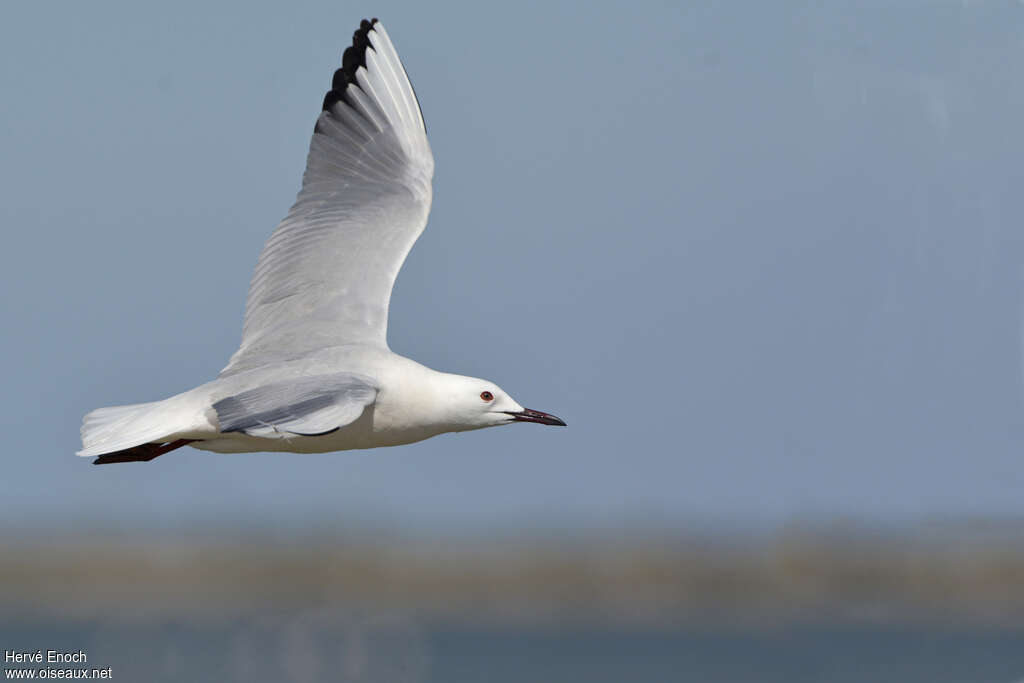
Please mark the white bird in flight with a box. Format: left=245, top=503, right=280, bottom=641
left=78, top=18, right=565, bottom=465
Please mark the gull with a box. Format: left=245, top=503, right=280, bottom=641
left=78, top=18, right=565, bottom=465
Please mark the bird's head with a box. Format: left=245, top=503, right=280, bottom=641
left=436, top=373, right=566, bottom=432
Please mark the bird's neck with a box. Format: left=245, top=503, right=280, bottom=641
left=372, top=359, right=467, bottom=436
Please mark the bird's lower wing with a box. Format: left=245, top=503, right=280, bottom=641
left=213, top=372, right=378, bottom=438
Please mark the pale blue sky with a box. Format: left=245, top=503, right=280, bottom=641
left=3, top=1, right=1024, bottom=533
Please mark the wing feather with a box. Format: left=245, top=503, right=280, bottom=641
left=371, top=24, right=425, bottom=132
left=223, top=19, right=433, bottom=376
left=214, top=372, right=377, bottom=437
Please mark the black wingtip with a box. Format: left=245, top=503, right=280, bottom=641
left=322, top=17, right=379, bottom=112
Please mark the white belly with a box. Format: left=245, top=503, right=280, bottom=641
left=189, top=404, right=446, bottom=454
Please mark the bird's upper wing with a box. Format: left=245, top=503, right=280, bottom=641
left=223, top=19, right=433, bottom=376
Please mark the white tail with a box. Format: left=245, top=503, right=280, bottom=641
left=78, top=394, right=203, bottom=457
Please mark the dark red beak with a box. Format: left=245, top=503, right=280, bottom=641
left=505, top=408, right=566, bottom=426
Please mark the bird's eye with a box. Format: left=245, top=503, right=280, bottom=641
left=480, top=391, right=494, bottom=402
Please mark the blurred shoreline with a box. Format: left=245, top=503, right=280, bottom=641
left=4, top=522, right=1024, bottom=629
